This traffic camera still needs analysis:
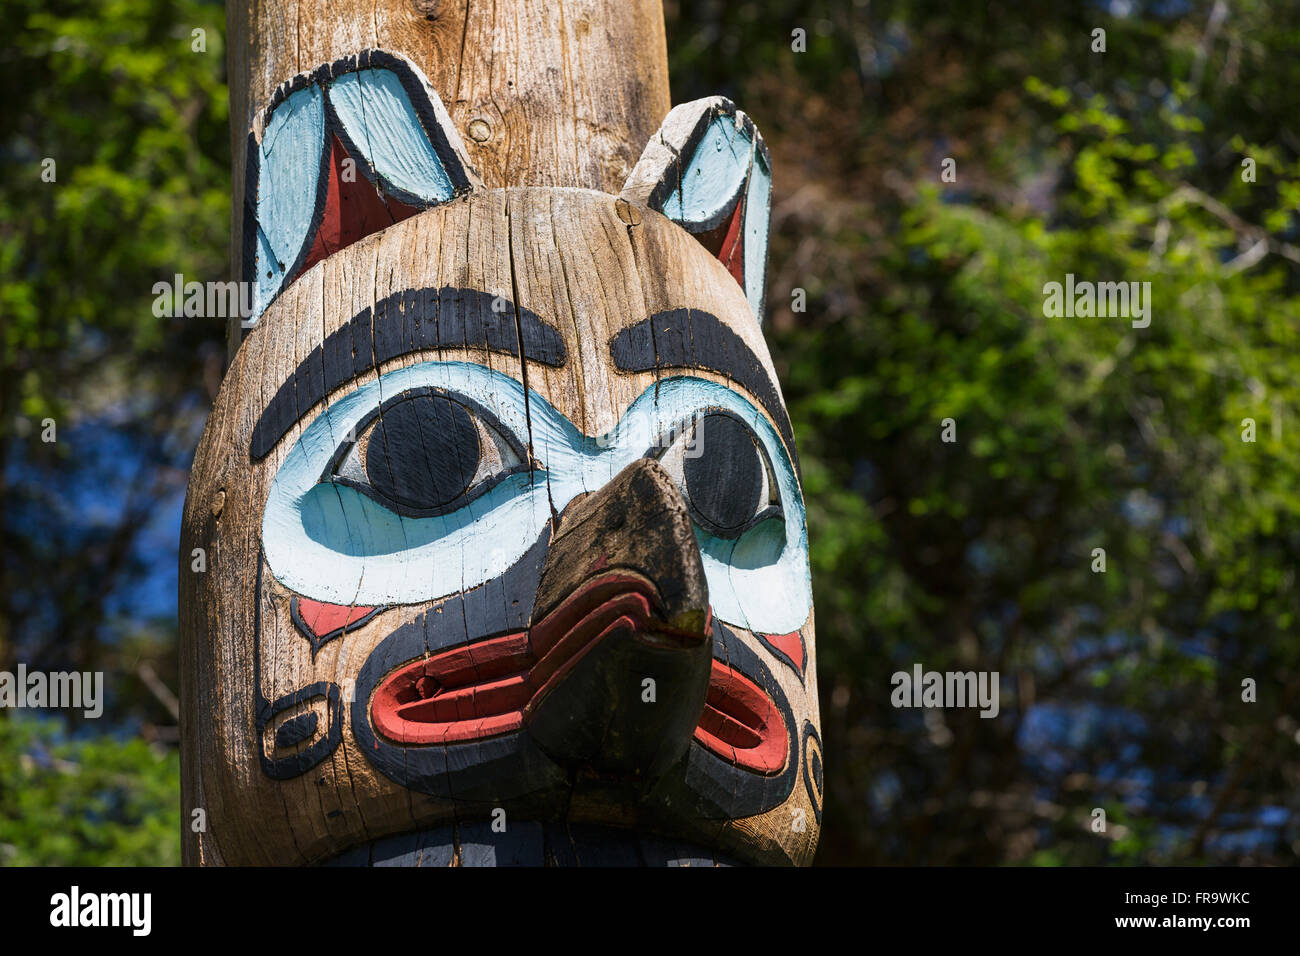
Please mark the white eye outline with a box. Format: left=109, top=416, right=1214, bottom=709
left=261, top=362, right=811, bottom=634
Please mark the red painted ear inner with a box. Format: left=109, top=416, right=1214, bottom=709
left=691, top=195, right=746, bottom=289
left=299, top=133, right=420, bottom=277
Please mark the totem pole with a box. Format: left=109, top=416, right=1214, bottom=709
left=180, top=0, right=821, bottom=866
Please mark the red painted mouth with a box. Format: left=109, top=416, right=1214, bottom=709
left=693, top=660, right=788, bottom=774
left=369, top=573, right=788, bottom=773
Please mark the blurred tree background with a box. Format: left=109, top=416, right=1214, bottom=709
left=2, top=0, right=1297, bottom=865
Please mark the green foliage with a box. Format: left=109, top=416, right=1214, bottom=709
left=1, top=0, right=229, bottom=429
left=1, top=0, right=1296, bottom=867
left=0, top=718, right=180, bottom=866
left=0, top=0, right=227, bottom=703
left=669, top=0, right=1300, bottom=864
left=0, top=0, right=226, bottom=867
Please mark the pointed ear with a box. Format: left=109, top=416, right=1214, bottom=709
left=240, top=50, right=482, bottom=328
left=622, top=97, right=772, bottom=322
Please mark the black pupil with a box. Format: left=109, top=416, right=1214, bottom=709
left=365, top=394, right=481, bottom=511
left=683, top=413, right=763, bottom=534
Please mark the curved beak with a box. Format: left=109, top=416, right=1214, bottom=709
left=524, top=457, right=713, bottom=781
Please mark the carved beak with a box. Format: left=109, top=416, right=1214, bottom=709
left=523, top=457, right=714, bottom=781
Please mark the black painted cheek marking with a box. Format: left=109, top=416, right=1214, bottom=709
left=683, top=413, right=763, bottom=535
left=610, top=309, right=801, bottom=475
left=249, top=286, right=566, bottom=461
left=802, top=722, right=824, bottom=824
left=275, top=712, right=320, bottom=749
left=253, top=554, right=344, bottom=781
left=258, top=682, right=342, bottom=781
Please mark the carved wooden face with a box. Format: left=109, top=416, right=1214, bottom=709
left=182, top=52, right=821, bottom=866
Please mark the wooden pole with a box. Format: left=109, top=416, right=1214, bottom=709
left=182, top=0, right=820, bottom=866
left=229, top=0, right=669, bottom=190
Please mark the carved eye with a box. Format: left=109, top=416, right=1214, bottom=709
left=326, top=388, right=526, bottom=517
left=658, top=410, right=782, bottom=539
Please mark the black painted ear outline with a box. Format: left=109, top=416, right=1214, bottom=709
left=621, top=97, right=773, bottom=323
left=240, top=49, right=482, bottom=332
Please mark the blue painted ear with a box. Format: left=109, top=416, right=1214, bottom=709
left=241, top=50, right=482, bottom=327
left=622, top=97, right=772, bottom=322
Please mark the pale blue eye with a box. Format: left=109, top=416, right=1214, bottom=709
left=262, top=363, right=554, bottom=606
left=656, top=409, right=785, bottom=541
left=326, top=388, right=527, bottom=518
left=260, top=363, right=810, bottom=634
left=641, top=379, right=809, bottom=636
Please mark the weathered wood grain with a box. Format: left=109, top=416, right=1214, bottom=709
left=182, top=187, right=821, bottom=865
left=187, top=0, right=820, bottom=869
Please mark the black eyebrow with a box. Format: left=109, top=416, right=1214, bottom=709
left=249, top=286, right=565, bottom=460
left=609, top=309, right=801, bottom=473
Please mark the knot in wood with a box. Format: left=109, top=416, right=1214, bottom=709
left=615, top=198, right=642, bottom=226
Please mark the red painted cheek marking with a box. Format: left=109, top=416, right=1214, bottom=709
left=763, top=630, right=805, bottom=674
left=295, top=597, right=378, bottom=639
